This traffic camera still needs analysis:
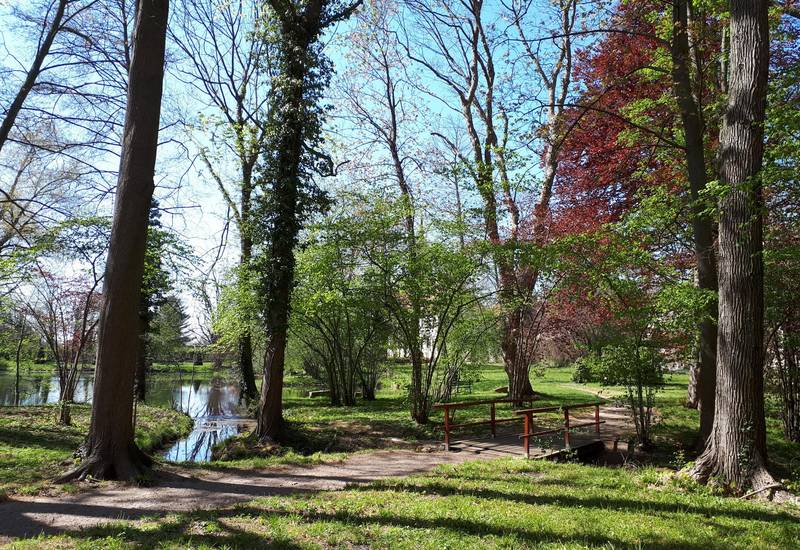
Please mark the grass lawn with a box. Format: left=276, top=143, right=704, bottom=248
left=0, top=404, right=192, bottom=498
left=7, top=459, right=799, bottom=549
left=213, top=364, right=800, bottom=490
left=209, top=363, right=608, bottom=468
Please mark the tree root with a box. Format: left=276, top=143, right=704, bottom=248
left=56, top=444, right=152, bottom=484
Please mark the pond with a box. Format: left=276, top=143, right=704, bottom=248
left=0, top=367, right=252, bottom=462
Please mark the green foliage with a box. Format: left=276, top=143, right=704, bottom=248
left=596, top=342, right=665, bottom=448
left=149, top=296, right=190, bottom=365
left=290, top=209, right=391, bottom=405
left=212, top=266, right=262, bottom=355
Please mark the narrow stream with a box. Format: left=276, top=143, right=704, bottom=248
left=0, top=368, right=250, bottom=462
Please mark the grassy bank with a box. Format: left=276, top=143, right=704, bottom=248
left=0, top=404, right=192, bottom=497
left=8, top=459, right=799, bottom=549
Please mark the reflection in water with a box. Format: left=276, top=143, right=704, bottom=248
left=161, top=376, right=249, bottom=462
left=0, top=371, right=93, bottom=406
left=0, top=368, right=248, bottom=463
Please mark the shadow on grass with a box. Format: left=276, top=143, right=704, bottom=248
left=0, top=426, right=80, bottom=452
left=350, top=480, right=798, bottom=524
left=35, top=501, right=728, bottom=550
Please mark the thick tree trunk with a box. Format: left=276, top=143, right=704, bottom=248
left=58, top=0, right=169, bottom=482
left=671, top=0, right=718, bottom=447
left=502, top=307, right=534, bottom=402
left=690, top=0, right=775, bottom=493
left=255, top=6, right=307, bottom=441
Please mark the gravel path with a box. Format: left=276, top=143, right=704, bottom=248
left=0, top=450, right=474, bottom=541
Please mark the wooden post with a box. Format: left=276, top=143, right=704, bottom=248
left=523, top=412, right=530, bottom=459
left=563, top=407, right=571, bottom=448
left=595, top=404, right=601, bottom=433
left=444, top=404, right=451, bottom=451
left=490, top=402, right=496, bottom=438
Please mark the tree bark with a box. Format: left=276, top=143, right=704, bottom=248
left=671, top=0, right=718, bottom=447
left=690, top=0, right=775, bottom=492
left=238, top=215, right=258, bottom=400
left=58, top=0, right=169, bottom=482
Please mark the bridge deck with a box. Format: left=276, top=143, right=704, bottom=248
left=447, top=430, right=611, bottom=459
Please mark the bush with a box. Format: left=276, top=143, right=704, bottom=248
left=571, top=354, right=607, bottom=383
left=595, top=343, right=665, bottom=449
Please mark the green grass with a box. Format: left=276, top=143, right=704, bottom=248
left=209, top=363, right=605, bottom=467
left=7, top=459, right=799, bottom=549
left=213, top=364, right=798, bottom=490
left=0, top=404, right=192, bottom=497
left=4, top=364, right=800, bottom=548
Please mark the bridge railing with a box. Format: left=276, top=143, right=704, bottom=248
left=432, top=397, right=536, bottom=451
left=514, top=403, right=604, bottom=458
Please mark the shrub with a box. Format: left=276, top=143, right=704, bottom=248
left=595, top=343, right=665, bottom=449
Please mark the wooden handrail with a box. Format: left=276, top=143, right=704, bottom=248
left=433, top=396, right=536, bottom=410
left=518, top=403, right=604, bottom=458
left=513, top=401, right=602, bottom=415
left=436, top=396, right=536, bottom=451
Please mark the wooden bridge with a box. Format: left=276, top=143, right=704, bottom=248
left=434, top=398, right=619, bottom=460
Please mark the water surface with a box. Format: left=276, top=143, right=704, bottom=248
left=0, top=367, right=249, bottom=462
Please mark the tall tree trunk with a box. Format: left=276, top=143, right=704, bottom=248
left=238, top=222, right=258, bottom=400
left=690, top=0, right=775, bottom=492
left=671, top=0, right=718, bottom=448
left=58, top=0, right=169, bottom=482
left=255, top=6, right=307, bottom=442
left=237, top=162, right=258, bottom=400
left=255, top=0, right=360, bottom=440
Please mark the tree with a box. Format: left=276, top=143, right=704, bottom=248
left=690, top=0, right=776, bottom=493
left=59, top=0, right=169, bottom=482
left=670, top=0, right=719, bottom=444
left=148, top=295, right=190, bottom=366
left=404, top=0, right=580, bottom=403
left=24, top=272, right=101, bottom=424
left=136, top=201, right=173, bottom=400
left=291, top=220, right=390, bottom=406
left=252, top=0, right=362, bottom=441
left=334, top=194, right=484, bottom=422
left=172, top=0, right=274, bottom=399
left=0, top=0, right=72, bottom=154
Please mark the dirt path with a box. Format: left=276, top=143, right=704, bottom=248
left=0, top=450, right=475, bottom=541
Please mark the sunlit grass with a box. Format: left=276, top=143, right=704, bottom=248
left=9, top=459, right=799, bottom=549
left=0, top=404, right=191, bottom=498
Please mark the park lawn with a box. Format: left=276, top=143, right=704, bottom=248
left=0, top=404, right=192, bottom=498
left=207, top=364, right=607, bottom=468
left=8, top=458, right=800, bottom=549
